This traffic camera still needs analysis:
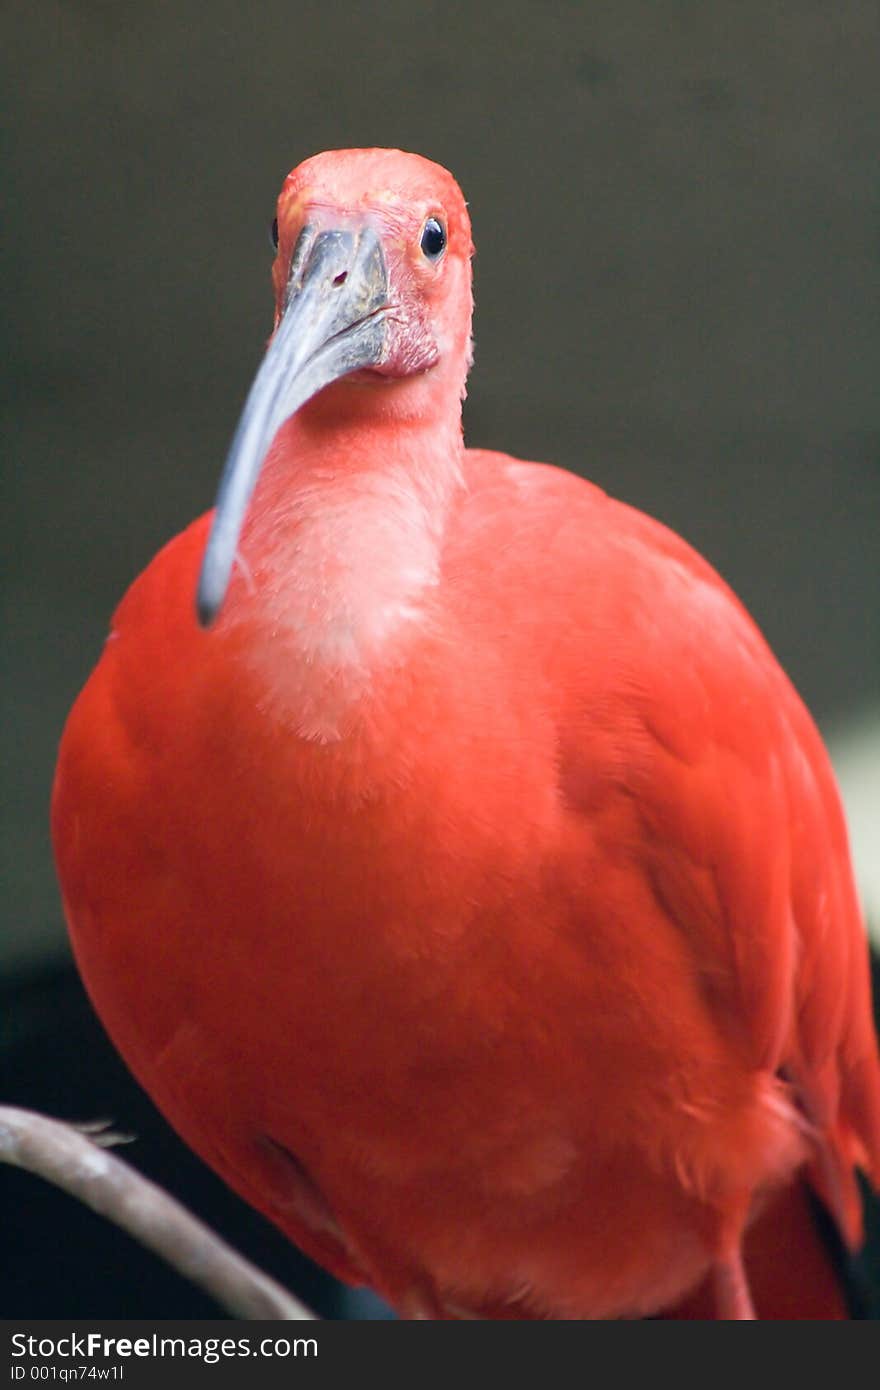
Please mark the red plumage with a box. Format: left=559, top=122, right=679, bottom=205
left=52, top=150, right=880, bottom=1318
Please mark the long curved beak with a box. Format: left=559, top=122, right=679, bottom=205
left=196, top=226, right=389, bottom=626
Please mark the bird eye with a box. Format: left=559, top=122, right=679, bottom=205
left=270, top=217, right=279, bottom=250
left=420, top=217, right=446, bottom=261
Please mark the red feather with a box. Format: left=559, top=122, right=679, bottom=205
left=52, top=150, right=880, bottom=1318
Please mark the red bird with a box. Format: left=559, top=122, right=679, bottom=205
left=53, top=149, right=880, bottom=1319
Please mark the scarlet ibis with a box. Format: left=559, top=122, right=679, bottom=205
left=53, top=148, right=880, bottom=1319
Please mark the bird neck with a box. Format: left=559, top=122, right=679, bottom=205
left=233, top=406, right=464, bottom=741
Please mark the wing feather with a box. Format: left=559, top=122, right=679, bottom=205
left=601, top=501, right=880, bottom=1239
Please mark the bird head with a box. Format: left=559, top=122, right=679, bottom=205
left=197, top=148, right=474, bottom=626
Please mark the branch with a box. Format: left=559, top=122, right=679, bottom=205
left=0, top=1105, right=317, bottom=1321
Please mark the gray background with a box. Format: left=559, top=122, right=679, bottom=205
left=4, top=1, right=878, bottom=971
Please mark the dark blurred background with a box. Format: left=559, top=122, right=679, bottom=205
left=2, top=1, right=878, bottom=1317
